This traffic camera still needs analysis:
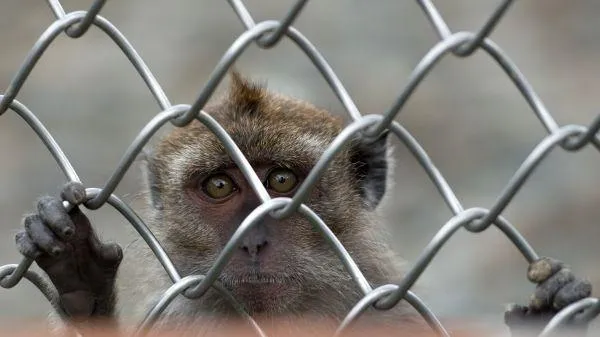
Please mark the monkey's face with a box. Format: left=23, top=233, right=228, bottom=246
left=182, top=163, right=347, bottom=313
left=154, top=138, right=365, bottom=314
left=145, top=75, right=390, bottom=315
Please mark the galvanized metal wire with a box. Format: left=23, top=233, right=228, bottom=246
left=1, top=1, right=599, bottom=336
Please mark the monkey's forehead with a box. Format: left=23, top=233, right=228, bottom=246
left=153, top=113, right=349, bottom=182
left=152, top=84, right=351, bottom=178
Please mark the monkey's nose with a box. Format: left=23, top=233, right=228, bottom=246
left=240, top=239, right=268, bottom=258
left=239, top=225, right=269, bottom=259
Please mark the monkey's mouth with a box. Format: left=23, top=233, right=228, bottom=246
left=220, top=272, right=292, bottom=288
left=219, top=272, right=300, bottom=312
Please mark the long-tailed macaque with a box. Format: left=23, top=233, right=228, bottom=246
left=15, top=72, right=593, bottom=336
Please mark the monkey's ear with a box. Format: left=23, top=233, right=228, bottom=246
left=140, top=149, right=163, bottom=210
left=350, top=130, right=390, bottom=210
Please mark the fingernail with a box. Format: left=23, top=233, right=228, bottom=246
left=528, top=259, right=552, bottom=282
left=73, top=190, right=85, bottom=203
left=51, top=247, right=63, bottom=257
left=63, top=227, right=74, bottom=238
left=530, top=296, right=544, bottom=310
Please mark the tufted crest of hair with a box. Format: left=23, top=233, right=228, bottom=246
left=227, top=70, right=266, bottom=116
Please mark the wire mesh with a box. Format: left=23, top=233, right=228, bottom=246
left=1, top=1, right=599, bottom=336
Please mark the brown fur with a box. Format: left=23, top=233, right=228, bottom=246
left=118, top=72, right=421, bottom=334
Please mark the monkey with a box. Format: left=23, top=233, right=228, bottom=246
left=14, top=72, right=593, bottom=336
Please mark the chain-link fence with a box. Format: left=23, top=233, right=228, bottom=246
left=0, top=1, right=599, bottom=336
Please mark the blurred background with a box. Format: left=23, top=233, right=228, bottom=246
left=0, top=0, right=599, bottom=334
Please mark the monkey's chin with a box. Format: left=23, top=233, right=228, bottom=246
left=220, top=273, right=300, bottom=314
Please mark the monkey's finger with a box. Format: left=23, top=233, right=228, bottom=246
left=59, top=182, right=95, bottom=239
left=528, top=257, right=564, bottom=283
left=530, top=268, right=575, bottom=311
left=504, top=303, right=554, bottom=333
left=504, top=303, right=528, bottom=326
left=60, top=182, right=87, bottom=206
left=37, top=196, right=75, bottom=240
left=87, top=233, right=123, bottom=267
left=24, top=215, right=65, bottom=257
left=553, top=280, right=593, bottom=310
left=15, top=231, right=42, bottom=259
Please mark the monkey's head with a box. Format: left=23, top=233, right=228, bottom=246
left=143, top=72, right=393, bottom=317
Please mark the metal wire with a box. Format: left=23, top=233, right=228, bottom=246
left=1, top=1, right=599, bottom=337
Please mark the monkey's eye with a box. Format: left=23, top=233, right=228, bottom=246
left=267, top=168, right=298, bottom=194
left=202, top=174, right=237, bottom=200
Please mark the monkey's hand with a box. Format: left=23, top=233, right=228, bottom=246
left=15, top=182, right=123, bottom=320
left=504, top=257, right=592, bottom=337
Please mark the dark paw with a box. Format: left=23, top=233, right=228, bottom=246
left=506, top=257, right=592, bottom=336
left=15, top=182, right=122, bottom=318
